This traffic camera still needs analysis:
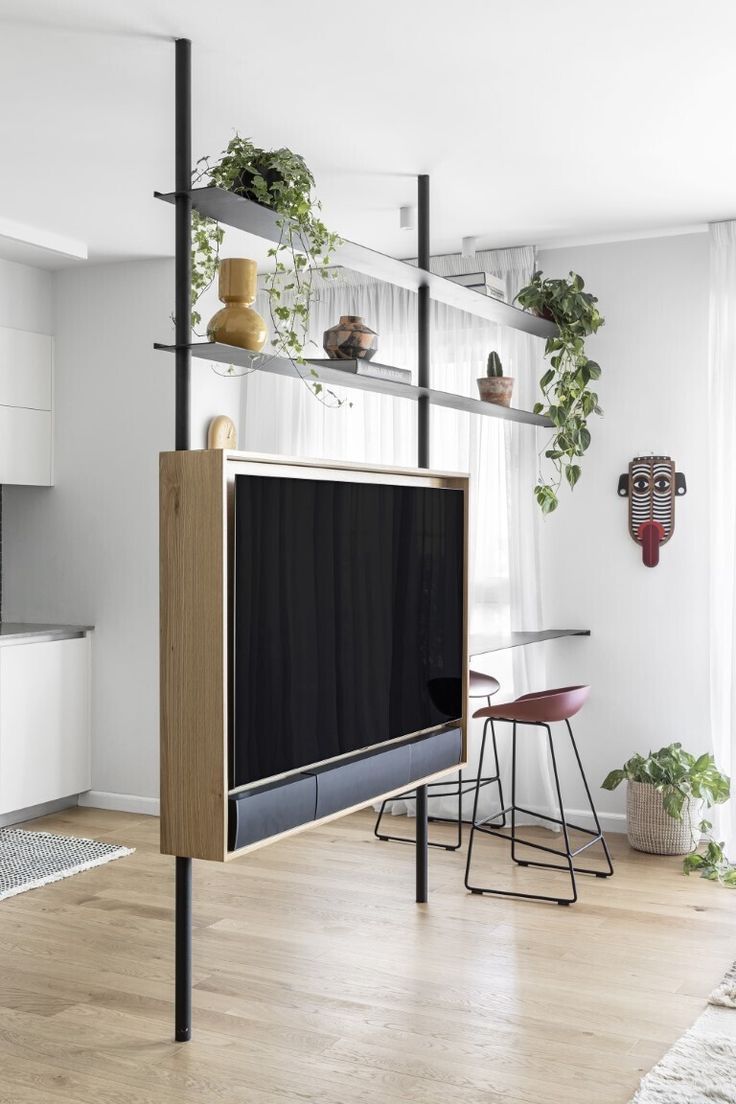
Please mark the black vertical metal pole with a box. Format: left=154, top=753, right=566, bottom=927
left=415, top=173, right=430, bottom=902
left=416, top=785, right=429, bottom=902
left=417, top=174, right=430, bottom=468
left=174, top=36, right=193, bottom=1043
left=175, top=37, right=192, bottom=452
left=175, top=855, right=192, bottom=1041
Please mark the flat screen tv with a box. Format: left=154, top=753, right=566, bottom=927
left=233, top=473, right=464, bottom=788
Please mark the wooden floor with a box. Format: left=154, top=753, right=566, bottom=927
left=1, top=807, right=735, bottom=1104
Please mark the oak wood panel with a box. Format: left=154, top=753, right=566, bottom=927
left=161, top=449, right=469, bottom=862
left=159, top=450, right=228, bottom=861
left=3, top=806, right=736, bottom=1104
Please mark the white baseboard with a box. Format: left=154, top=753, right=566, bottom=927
left=563, top=808, right=626, bottom=836
left=0, top=794, right=80, bottom=828
left=75, top=793, right=625, bottom=835
left=504, top=809, right=625, bottom=835
left=78, top=791, right=160, bottom=816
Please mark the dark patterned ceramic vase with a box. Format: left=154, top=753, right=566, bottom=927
left=323, top=315, right=378, bottom=361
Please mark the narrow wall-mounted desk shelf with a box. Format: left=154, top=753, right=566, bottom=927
left=155, top=187, right=556, bottom=340
left=469, top=629, right=591, bottom=657
left=154, top=343, right=553, bottom=428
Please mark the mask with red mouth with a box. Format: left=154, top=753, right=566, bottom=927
left=617, top=456, right=687, bottom=567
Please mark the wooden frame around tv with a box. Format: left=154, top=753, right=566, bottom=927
left=160, top=448, right=469, bottom=863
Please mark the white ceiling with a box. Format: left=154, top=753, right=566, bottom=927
left=0, top=0, right=734, bottom=267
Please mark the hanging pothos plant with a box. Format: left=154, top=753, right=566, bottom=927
left=190, top=135, right=343, bottom=399
left=515, top=271, right=605, bottom=514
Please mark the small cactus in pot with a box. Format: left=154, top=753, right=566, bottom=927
left=477, top=351, right=514, bottom=406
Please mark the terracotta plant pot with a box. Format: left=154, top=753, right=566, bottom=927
left=477, top=377, right=514, bottom=406
left=207, top=258, right=267, bottom=353
left=323, top=315, right=378, bottom=361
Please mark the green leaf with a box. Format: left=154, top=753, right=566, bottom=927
left=601, top=769, right=626, bottom=791
left=565, top=464, right=582, bottom=489
left=683, top=852, right=706, bottom=873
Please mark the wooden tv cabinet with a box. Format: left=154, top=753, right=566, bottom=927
left=159, top=449, right=469, bottom=864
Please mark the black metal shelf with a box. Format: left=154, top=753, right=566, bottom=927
left=469, top=629, right=591, bottom=657
left=154, top=342, right=553, bottom=428
left=154, top=187, right=556, bottom=340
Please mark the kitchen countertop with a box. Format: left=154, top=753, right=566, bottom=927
left=0, top=623, right=93, bottom=646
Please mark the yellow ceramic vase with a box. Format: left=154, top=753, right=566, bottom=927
left=207, top=258, right=267, bottom=352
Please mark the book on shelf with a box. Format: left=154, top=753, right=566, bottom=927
left=445, top=271, right=506, bottom=301
left=309, top=359, right=412, bottom=384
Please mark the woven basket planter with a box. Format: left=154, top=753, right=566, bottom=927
left=626, top=780, right=702, bottom=855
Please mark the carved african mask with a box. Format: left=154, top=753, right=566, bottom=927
left=617, top=456, right=687, bottom=567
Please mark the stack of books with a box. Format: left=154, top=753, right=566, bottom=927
left=446, top=271, right=506, bottom=302
left=309, top=359, right=412, bottom=384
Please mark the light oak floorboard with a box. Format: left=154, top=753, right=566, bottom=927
left=0, top=808, right=733, bottom=1104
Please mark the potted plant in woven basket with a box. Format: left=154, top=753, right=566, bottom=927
left=602, top=743, right=731, bottom=866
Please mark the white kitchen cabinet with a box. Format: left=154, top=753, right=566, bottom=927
left=0, top=325, right=53, bottom=486
left=0, top=635, right=91, bottom=816
left=0, top=405, right=52, bottom=485
left=0, top=327, right=53, bottom=409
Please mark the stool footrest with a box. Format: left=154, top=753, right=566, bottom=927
left=465, top=714, right=615, bottom=906
left=490, top=805, right=601, bottom=836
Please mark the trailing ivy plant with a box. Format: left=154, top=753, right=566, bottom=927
left=191, top=211, right=223, bottom=333
left=189, top=135, right=344, bottom=403
left=602, top=744, right=735, bottom=885
left=515, top=271, right=605, bottom=514
left=682, top=826, right=736, bottom=886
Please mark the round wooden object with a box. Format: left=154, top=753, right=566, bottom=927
left=207, top=415, right=237, bottom=450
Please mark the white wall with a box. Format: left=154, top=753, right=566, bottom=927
left=536, top=233, right=710, bottom=824
left=1, top=258, right=243, bottom=809
left=3, top=261, right=175, bottom=805
left=0, top=257, right=54, bottom=332
left=0, top=257, right=55, bottom=620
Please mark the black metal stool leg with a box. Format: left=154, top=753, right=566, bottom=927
left=510, top=721, right=519, bottom=864
left=464, top=717, right=490, bottom=893
left=547, top=725, right=577, bottom=905
left=565, top=719, right=614, bottom=878
left=509, top=725, right=578, bottom=903
left=374, top=798, right=391, bottom=841
left=453, top=770, right=463, bottom=849
left=373, top=778, right=464, bottom=852
left=488, top=719, right=507, bottom=829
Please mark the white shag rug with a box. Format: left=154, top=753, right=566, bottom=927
left=0, top=827, right=134, bottom=900
left=630, top=964, right=736, bottom=1103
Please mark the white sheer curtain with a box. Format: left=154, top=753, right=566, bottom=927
left=239, top=247, right=550, bottom=820
left=708, top=220, right=736, bottom=857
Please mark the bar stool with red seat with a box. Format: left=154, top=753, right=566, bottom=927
left=464, top=685, right=614, bottom=905
left=374, top=670, right=505, bottom=851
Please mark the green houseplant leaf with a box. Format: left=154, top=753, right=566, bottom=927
left=515, top=271, right=605, bottom=513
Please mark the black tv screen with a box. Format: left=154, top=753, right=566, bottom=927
left=233, top=474, right=464, bottom=787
